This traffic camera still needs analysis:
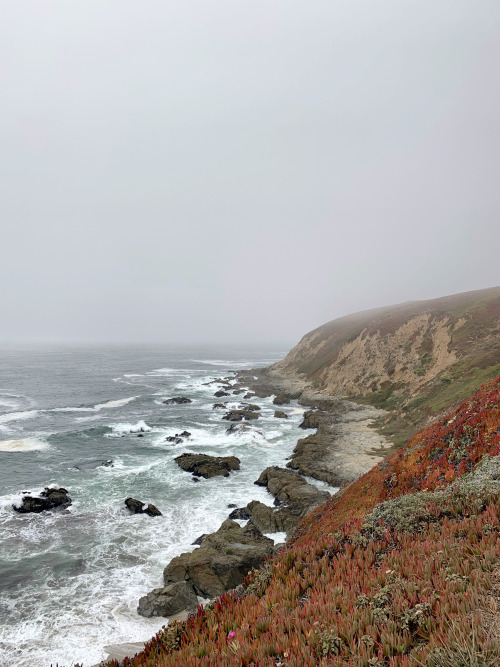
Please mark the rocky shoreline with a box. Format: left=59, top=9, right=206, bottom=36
left=97, top=367, right=393, bottom=666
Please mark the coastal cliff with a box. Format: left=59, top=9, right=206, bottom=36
left=268, top=286, right=500, bottom=446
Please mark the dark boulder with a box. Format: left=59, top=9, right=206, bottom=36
left=101, top=460, right=114, bottom=467
left=212, top=403, right=227, bottom=409
left=179, top=431, right=191, bottom=438
left=214, top=390, right=230, bottom=398
left=244, top=393, right=255, bottom=399
left=240, top=403, right=261, bottom=412
left=274, top=410, right=289, bottom=419
left=222, top=410, right=259, bottom=422
left=232, top=389, right=244, bottom=395
left=174, top=453, right=240, bottom=478
left=163, top=397, right=192, bottom=405
left=273, top=394, right=291, bottom=405
left=255, top=466, right=330, bottom=506
left=228, top=507, right=250, bottom=520
left=125, top=498, right=162, bottom=517
left=137, top=580, right=198, bottom=618
left=165, top=436, right=183, bottom=444
left=226, top=422, right=260, bottom=435
left=14, top=487, right=72, bottom=514
left=192, top=534, right=208, bottom=546
left=162, top=520, right=274, bottom=599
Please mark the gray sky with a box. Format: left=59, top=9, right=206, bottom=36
left=1, top=1, right=499, bottom=345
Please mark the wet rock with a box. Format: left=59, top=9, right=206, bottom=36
left=222, top=410, right=260, bottom=422
left=13, top=487, right=72, bottom=514
left=274, top=410, right=289, bottom=419
left=179, top=431, right=191, bottom=438
left=212, top=403, right=227, bottom=409
left=192, top=534, right=208, bottom=545
left=225, top=422, right=263, bottom=436
left=273, top=394, right=291, bottom=405
left=125, top=498, right=162, bottom=517
left=163, top=397, right=192, bottom=405
left=240, top=403, right=261, bottom=412
left=137, top=580, right=198, bottom=618
left=227, top=503, right=237, bottom=508
left=162, top=520, right=274, bottom=599
left=228, top=507, right=250, bottom=520
left=232, top=389, right=244, bottom=395
left=174, top=453, right=240, bottom=478
left=244, top=393, right=255, bottom=399
left=101, top=460, right=114, bottom=467
left=192, top=477, right=200, bottom=483
left=214, top=390, right=230, bottom=398
left=137, top=433, right=144, bottom=437
left=165, top=436, right=183, bottom=444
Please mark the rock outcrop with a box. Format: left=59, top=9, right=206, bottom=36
left=163, top=520, right=274, bottom=598
left=125, top=498, right=162, bottom=517
left=174, top=453, right=240, bottom=478
left=14, top=487, right=72, bottom=513
left=222, top=410, right=260, bottom=422
left=137, top=580, right=198, bottom=618
left=227, top=467, right=330, bottom=539
left=163, top=397, right=192, bottom=405
left=274, top=410, right=289, bottom=419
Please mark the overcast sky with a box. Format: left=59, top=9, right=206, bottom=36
left=1, top=1, right=499, bottom=345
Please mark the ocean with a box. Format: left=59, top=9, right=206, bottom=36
left=0, top=344, right=314, bottom=667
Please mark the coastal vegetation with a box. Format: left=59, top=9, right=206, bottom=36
left=106, top=372, right=500, bottom=665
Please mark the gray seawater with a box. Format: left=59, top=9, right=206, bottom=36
left=0, top=345, right=312, bottom=667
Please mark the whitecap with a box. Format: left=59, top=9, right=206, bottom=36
left=123, top=374, right=144, bottom=378
left=107, top=421, right=151, bottom=437
left=0, top=437, right=48, bottom=452
left=54, top=396, right=139, bottom=414
left=0, top=410, right=40, bottom=430
left=190, top=359, right=253, bottom=368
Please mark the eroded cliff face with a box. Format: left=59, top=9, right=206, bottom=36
left=275, top=313, right=460, bottom=396
left=270, top=287, right=500, bottom=444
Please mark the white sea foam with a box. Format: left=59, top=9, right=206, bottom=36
left=107, top=421, right=152, bottom=437
left=0, top=437, right=48, bottom=452
left=55, top=396, right=138, bottom=413
left=264, top=531, right=287, bottom=543
left=0, top=410, right=40, bottom=432
left=190, top=359, right=254, bottom=368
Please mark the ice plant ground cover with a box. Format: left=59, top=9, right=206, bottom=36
left=108, top=375, right=500, bottom=666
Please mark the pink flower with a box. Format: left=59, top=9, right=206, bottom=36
left=228, top=632, right=236, bottom=638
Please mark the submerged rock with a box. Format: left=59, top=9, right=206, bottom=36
left=174, top=453, right=240, bottom=478
left=225, top=422, right=264, bottom=436
left=212, top=403, right=227, bottom=409
left=13, top=487, right=72, bottom=514
left=125, top=498, right=162, bottom=517
left=163, top=397, right=192, bottom=405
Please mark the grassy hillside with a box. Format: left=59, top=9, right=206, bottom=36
left=271, top=287, right=500, bottom=446
left=109, top=373, right=500, bottom=666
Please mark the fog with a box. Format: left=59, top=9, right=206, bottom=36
left=1, top=0, right=499, bottom=345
